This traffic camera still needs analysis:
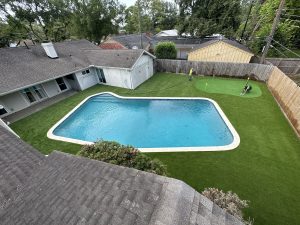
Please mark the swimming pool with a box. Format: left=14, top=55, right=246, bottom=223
left=48, top=92, right=240, bottom=152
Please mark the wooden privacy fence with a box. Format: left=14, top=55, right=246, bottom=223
left=266, top=58, right=300, bottom=75
left=156, top=59, right=274, bottom=81
left=267, top=67, right=300, bottom=136
left=156, top=59, right=300, bottom=136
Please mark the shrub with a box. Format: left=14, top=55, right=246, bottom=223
left=202, top=187, right=253, bottom=224
left=154, top=41, right=177, bottom=59
left=78, top=141, right=167, bottom=176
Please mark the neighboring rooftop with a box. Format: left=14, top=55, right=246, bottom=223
left=0, top=39, right=153, bottom=96
left=110, top=33, right=152, bottom=50
left=190, top=39, right=253, bottom=54
left=0, top=126, right=244, bottom=225
left=99, top=41, right=126, bottom=50
left=155, top=29, right=178, bottom=37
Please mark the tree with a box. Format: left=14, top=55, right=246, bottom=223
left=0, top=0, right=73, bottom=42
left=124, top=1, right=152, bottom=34
left=176, top=0, right=241, bottom=37
left=150, top=0, right=178, bottom=33
left=124, top=0, right=178, bottom=34
left=154, top=41, right=177, bottom=59
left=71, top=0, right=125, bottom=43
left=78, top=141, right=168, bottom=176
left=245, top=0, right=300, bottom=56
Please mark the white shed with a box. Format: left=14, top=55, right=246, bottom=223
left=84, top=49, right=155, bottom=89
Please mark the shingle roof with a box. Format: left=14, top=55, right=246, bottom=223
left=0, top=150, right=244, bottom=225
left=99, top=42, right=126, bottom=50
left=190, top=39, right=254, bottom=54
left=0, top=126, right=44, bottom=210
left=111, top=33, right=152, bottom=49
left=155, top=29, right=178, bottom=37
left=0, top=40, right=153, bottom=95
left=85, top=49, right=154, bottom=69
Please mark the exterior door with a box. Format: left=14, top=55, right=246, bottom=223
left=22, top=88, right=37, bottom=103
left=21, top=85, right=48, bottom=104
left=56, top=77, right=68, bottom=91
left=96, top=68, right=106, bottom=83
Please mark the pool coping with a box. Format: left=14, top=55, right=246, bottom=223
left=47, top=92, right=240, bottom=152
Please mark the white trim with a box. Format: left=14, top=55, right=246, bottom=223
left=131, top=50, right=156, bottom=70
left=47, top=92, right=240, bottom=152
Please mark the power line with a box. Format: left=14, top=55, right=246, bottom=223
left=271, top=38, right=300, bottom=58
left=281, top=18, right=300, bottom=22
left=260, top=0, right=286, bottom=63
left=283, top=8, right=300, bottom=11
left=282, top=13, right=300, bottom=18
left=270, top=44, right=289, bottom=58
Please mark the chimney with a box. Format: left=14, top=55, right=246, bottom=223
left=41, top=42, right=58, bottom=58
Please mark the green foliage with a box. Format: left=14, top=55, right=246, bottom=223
left=71, top=0, right=125, bottom=43
left=0, top=0, right=124, bottom=44
left=202, top=187, right=251, bottom=223
left=124, top=0, right=178, bottom=34
left=78, top=141, right=168, bottom=176
left=243, top=0, right=300, bottom=55
left=154, top=41, right=177, bottom=59
left=0, top=0, right=73, bottom=42
left=177, top=0, right=241, bottom=37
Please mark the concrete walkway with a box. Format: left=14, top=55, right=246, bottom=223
left=3, top=90, right=77, bottom=123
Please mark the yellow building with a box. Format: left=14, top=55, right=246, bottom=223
left=188, top=39, right=254, bottom=63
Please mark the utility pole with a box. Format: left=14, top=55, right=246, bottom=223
left=240, top=0, right=254, bottom=40
left=137, top=0, right=143, bottom=49
left=260, top=0, right=285, bottom=64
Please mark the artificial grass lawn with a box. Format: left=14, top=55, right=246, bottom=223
left=195, top=77, right=262, bottom=98
left=11, top=73, right=300, bottom=225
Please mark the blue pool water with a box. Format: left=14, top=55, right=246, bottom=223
left=53, top=94, right=234, bottom=148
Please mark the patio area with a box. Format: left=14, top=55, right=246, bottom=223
left=3, top=90, right=77, bottom=123
left=10, top=73, right=300, bottom=225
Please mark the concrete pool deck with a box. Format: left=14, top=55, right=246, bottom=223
left=3, top=90, right=77, bottom=123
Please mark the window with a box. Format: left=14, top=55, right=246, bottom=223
left=96, top=68, right=106, bottom=83
left=56, top=78, right=67, bottom=91
left=33, top=85, right=47, bottom=99
left=22, top=88, right=36, bottom=103
left=82, top=69, right=90, bottom=75
left=0, top=105, right=7, bottom=115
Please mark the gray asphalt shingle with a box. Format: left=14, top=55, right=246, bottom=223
left=0, top=126, right=44, bottom=210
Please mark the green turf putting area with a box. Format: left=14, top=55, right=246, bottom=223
left=195, top=77, right=262, bottom=98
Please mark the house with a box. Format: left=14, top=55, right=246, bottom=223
left=150, top=36, right=217, bottom=59
left=100, top=33, right=152, bottom=50
left=0, top=40, right=155, bottom=119
left=188, top=39, right=254, bottom=63
left=99, top=40, right=126, bottom=49
left=155, top=29, right=178, bottom=37
left=0, top=124, right=244, bottom=225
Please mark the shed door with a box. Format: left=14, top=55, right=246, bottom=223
left=96, top=68, right=106, bottom=83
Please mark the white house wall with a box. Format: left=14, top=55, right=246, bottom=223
left=42, top=80, right=61, bottom=97
left=131, top=55, right=154, bottom=89
left=0, top=92, right=29, bottom=117
left=102, top=68, right=132, bottom=89
left=75, top=68, right=99, bottom=90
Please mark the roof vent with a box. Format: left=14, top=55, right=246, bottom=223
left=41, top=42, right=58, bottom=59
